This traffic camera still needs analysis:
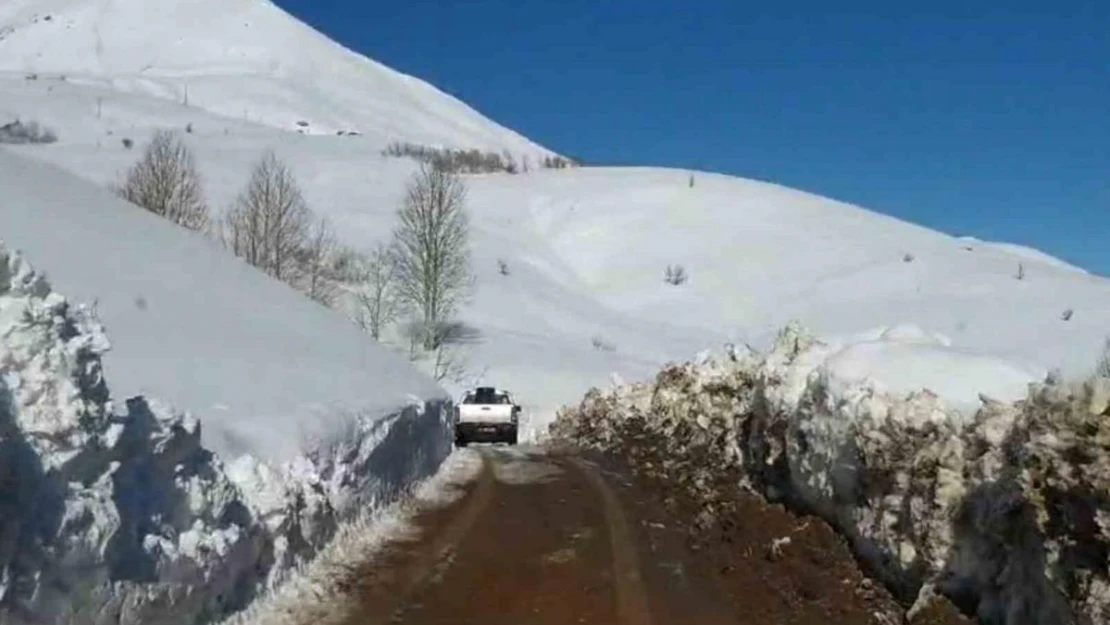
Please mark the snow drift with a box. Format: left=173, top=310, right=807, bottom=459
left=0, top=241, right=452, bottom=624
left=552, top=323, right=1110, bottom=624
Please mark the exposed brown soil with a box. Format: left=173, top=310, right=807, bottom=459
left=338, top=444, right=971, bottom=625
left=589, top=417, right=974, bottom=625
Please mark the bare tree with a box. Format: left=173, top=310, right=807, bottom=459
left=431, top=343, right=468, bottom=383
left=222, top=150, right=311, bottom=281
left=114, top=129, right=209, bottom=232
left=299, top=216, right=339, bottom=306
left=329, top=244, right=365, bottom=283
left=391, top=163, right=473, bottom=350
left=353, top=243, right=401, bottom=339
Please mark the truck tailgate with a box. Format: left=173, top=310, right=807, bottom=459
left=458, top=405, right=514, bottom=423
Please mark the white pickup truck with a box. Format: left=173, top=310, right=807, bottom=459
left=454, top=386, right=520, bottom=446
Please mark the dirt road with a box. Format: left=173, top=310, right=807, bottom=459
left=340, top=445, right=964, bottom=625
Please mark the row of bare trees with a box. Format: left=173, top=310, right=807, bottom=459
left=113, top=130, right=344, bottom=306
left=113, top=130, right=475, bottom=380
left=382, top=141, right=578, bottom=174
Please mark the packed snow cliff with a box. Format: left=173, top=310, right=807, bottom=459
left=552, top=322, right=1110, bottom=625
left=0, top=243, right=452, bottom=624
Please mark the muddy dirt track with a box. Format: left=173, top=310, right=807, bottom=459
left=340, top=446, right=970, bottom=625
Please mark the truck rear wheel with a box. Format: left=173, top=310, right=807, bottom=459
left=505, top=427, right=518, bottom=446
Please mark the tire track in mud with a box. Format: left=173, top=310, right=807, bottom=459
left=344, top=446, right=734, bottom=624
left=569, top=456, right=655, bottom=625
left=355, top=452, right=496, bottom=623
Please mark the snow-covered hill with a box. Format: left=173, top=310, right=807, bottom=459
left=5, top=69, right=1110, bottom=442
left=0, top=0, right=553, bottom=156
left=464, top=168, right=1110, bottom=376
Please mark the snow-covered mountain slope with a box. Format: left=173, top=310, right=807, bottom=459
left=7, top=74, right=1110, bottom=442
left=0, top=76, right=725, bottom=442
left=0, top=0, right=552, bottom=156
left=6, top=68, right=1110, bottom=440
left=465, top=168, right=1110, bottom=376
left=0, top=148, right=447, bottom=466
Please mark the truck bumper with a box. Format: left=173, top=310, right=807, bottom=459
left=455, top=422, right=518, bottom=444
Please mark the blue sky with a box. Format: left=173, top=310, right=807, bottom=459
left=277, top=0, right=1109, bottom=273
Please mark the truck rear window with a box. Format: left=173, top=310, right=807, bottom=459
left=464, top=390, right=509, bottom=404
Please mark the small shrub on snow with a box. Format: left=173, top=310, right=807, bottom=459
left=497, top=258, right=510, bottom=276
left=541, top=155, right=577, bottom=169
left=1016, top=262, right=1025, bottom=280
left=903, top=253, right=915, bottom=263
left=664, top=264, right=688, bottom=285
left=0, top=119, right=58, bottom=144
left=591, top=336, right=616, bottom=352
left=1062, top=308, right=1074, bottom=321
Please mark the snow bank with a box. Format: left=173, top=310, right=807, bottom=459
left=552, top=322, right=1110, bottom=624
left=789, top=323, right=1044, bottom=414
left=0, top=244, right=453, bottom=624
left=220, top=448, right=485, bottom=625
